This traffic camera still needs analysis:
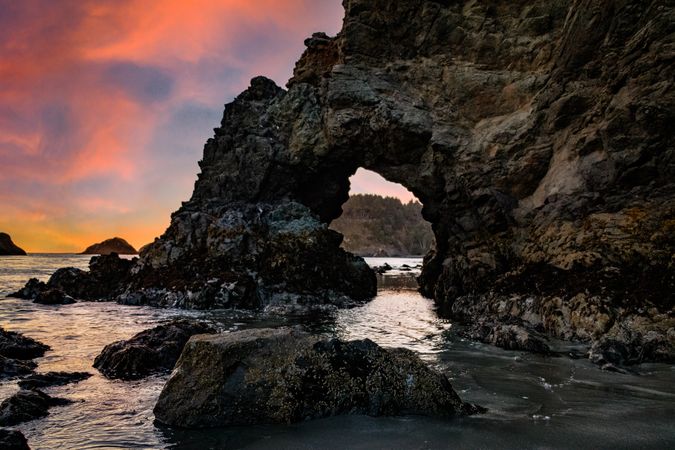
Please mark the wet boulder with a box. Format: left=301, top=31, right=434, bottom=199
left=94, top=320, right=216, bottom=380
left=154, top=328, right=483, bottom=428
left=33, top=289, right=76, bottom=305
left=0, top=429, right=30, bottom=450
left=0, top=390, right=72, bottom=426
left=0, top=327, right=50, bottom=360
left=18, top=371, right=92, bottom=390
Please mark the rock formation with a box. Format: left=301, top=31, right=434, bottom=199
left=12, top=0, right=675, bottom=365
left=0, top=389, right=72, bottom=426
left=154, top=328, right=482, bottom=427
left=81, top=237, right=137, bottom=255
left=0, top=429, right=30, bottom=450
left=93, top=320, right=216, bottom=380
left=0, top=233, right=26, bottom=256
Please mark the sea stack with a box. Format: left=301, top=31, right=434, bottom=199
left=81, top=237, right=137, bottom=255
left=0, top=233, right=26, bottom=256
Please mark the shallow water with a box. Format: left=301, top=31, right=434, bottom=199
left=0, top=255, right=673, bottom=449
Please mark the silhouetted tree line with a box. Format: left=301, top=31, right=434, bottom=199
left=330, top=194, right=434, bottom=257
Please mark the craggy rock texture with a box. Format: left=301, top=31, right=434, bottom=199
left=0, top=233, right=26, bottom=256
left=12, top=0, right=674, bottom=364
left=0, top=429, right=30, bottom=450
left=154, top=328, right=481, bottom=427
left=0, top=390, right=71, bottom=426
left=81, top=237, right=137, bottom=255
left=93, top=320, right=216, bottom=380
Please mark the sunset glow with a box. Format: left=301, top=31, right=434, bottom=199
left=1, top=1, right=410, bottom=253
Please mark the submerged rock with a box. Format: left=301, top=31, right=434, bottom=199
left=154, top=328, right=483, bottom=428
left=94, top=320, right=216, bottom=380
left=81, top=237, right=137, bottom=255
left=0, top=356, right=37, bottom=380
left=0, top=429, right=30, bottom=450
left=18, top=371, right=92, bottom=390
left=0, top=233, right=26, bottom=256
left=0, top=389, right=72, bottom=426
left=0, top=327, right=50, bottom=360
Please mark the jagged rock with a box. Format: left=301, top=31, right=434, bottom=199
left=460, top=321, right=554, bottom=356
left=154, top=328, right=483, bottom=428
left=0, top=390, right=72, bottom=426
left=9, top=278, right=46, bottom=300
left=33, top=289, right=75, bottom=305
left=18, top=372, right=92, bottom=390
left=0, top=356, right=37, bottom=379
left=0, top=327, right=49, bottom=360
left=0, top=232, right=26, bottom=256
left=589, top=326, right=675, bottom=367
left=93, top=320, right=216, bottom=380
left=81, top=237, right=137, bottom=255
left=0, top=429, right=30, bottom=450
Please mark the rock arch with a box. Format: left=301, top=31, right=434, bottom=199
left=116, top=0, right=673, bottom=362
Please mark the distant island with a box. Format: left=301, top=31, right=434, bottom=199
left=0, top=232, right=27, bottom=255
left=330, top=194, right=434, bottom=257
left=81, top=237, right=138, bottom=255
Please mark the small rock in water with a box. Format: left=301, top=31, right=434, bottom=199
left=0, top=389, right=72, bottom=426
left=18, top=371, right=92, bottom=390
left=33, top=289, right=76, bottom=305
left=0, top=327, right=50, bottom=360
left=154, top=327, right=484, bottom=428
left=0, top=356, right=37, bottom=380
left=0, top=429, right=30, bottom=450
left=94, top=320, right=216, bottom=380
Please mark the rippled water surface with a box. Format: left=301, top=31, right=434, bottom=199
left=0, top=255, right=674, bottom=449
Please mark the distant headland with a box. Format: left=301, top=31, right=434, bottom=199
left=81, top=237, right=137, bottom=255
left=0, top=232, right=27, bottom=255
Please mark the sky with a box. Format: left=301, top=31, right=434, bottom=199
left=0, top=0, right=415, bottom=253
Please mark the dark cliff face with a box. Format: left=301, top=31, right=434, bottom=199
left=79, top=0, right=671, bottom=361
left=0, top=233, right=27, bottom=256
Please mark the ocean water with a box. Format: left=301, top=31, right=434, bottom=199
left=0, top=255, right=673, bottom=449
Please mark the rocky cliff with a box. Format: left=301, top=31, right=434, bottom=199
left=16, top=0, right=674, bottom=365
left=81, top=238, right=137, bottom=255
left=0, top=233, right=26, bottom=256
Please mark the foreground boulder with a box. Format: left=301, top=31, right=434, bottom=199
left=81, top=237, right=137, bottom=255
left=0, top=327, right=49, bottom=360
left=18, top=371, right=92, bottom=390
left=0, top=390, right=72, bottom=426
left=154, top=328, right=482, bottom=428
left=0, top=429, right=30, bottom=450
left=0, top=232, right=26, bottom=256
left=94, top=320, right=216, bottom=380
